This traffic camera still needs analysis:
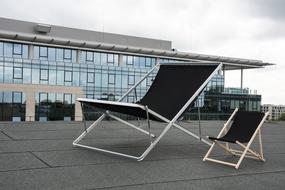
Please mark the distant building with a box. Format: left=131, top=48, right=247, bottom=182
left=261, top=104, right=285, bottom=120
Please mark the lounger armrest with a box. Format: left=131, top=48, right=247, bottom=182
left=77, top=98, right=146, bottom=110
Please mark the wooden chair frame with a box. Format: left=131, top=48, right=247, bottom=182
left=203, top=108, right=270, bottom=169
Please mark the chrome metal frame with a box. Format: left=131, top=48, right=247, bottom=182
left=73, top=62, right=223, bottom=161
left=203, top=109, right=270, bottom=169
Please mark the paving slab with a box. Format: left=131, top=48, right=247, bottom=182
left=97, top=171, right=285, bottom=190
left=0, top=152, right=48, bottom=172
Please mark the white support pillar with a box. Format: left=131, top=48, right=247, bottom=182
left=28, top=45, right=33, bottom=59
left=118, top=54, right=124, bottom=66
left=156, top=57, right=160, bottom=65
left=240, top=68, right=243, bottom=94
left=76, top=50, right=81, bottom=63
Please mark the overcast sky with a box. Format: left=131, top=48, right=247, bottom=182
left=1, top=0, right=284, bottom=105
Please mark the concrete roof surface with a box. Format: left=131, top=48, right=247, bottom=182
left=0, top=120, right=284, bottom=190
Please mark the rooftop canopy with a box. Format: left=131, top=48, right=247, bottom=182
left=0, top=17, right=274, bottom=70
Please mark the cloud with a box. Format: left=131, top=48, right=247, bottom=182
left=240, top=0, right=285, bottom=21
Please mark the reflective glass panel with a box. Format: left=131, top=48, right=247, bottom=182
left=57, top=70, right=64, bottom=85
left=4, top=43, right=13, bottom=57
left=86, top=51, right=94, bottom=62
left=108, top=74, right=115, bottom=84
left=40, top=47, right=48, bottom=58
left=40, top=69, right=48, bottom=80
left=32, top=68, right=39, bottom=84
left=48, top=48, right=56, bottom=61
left=12, top=92, right=21, bottom=103
left=13, top=67, right=23, bottom=79
left=64, top=49, right=72, bottom=60
left=65, top=71, right=72, bottom=82
left=0, top=42, right=3, bottom=56
left=87, top=72, right=94, bottom=83
left=13, top=44, right=22, bottom=55
left=56, top=48, right=63, bottom=61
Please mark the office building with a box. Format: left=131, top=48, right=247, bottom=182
left=0, top=17, right=272, bottom=121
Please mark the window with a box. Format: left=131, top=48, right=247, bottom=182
left=12, top=92, right=22, bottom=103
left=13, top=67, right=23, bottom=79
left=49, top=70, right=56, bottom=85
left=72, top=71, right=79, bottom=86
left=63, top=49, right=72, bottom=60
left=128, top=75, right=135, bottom=85
left=4, top=43, right=13, bottom=57
left=57, top=70, right=64, bottom=85
left=56, top=48, right=63, bottom=61
left=80, top=72, right=87, bottom=86
left=94, top=52, right=100, bottom=64
left=40, top=69, right=48, bottom=81
left=64, top=93, right=72, bottom=104
left=107, top=54, right=114, bottom=63
left=64, top=71, right=72, bottom=82
left=139, top=57, right=146, bottom=67
left=0, top=42, right=3, bottom=56
left=101, top=53, right=107, bottom=64
left=87, top=72, right=94, bottom=83
left=146, top=57, right=152, bottom=67
left=32, top=68, right=39, bottom=84
left=108, top=74, right=115, bottom=84
left=13, top=44, right=22, bottom=55
left=134, top=56, right=139, bottom=67
left=39, top=47, right=48, bottom=58
left=48, top=48, right=56, bottom=61
left=86, top=51, right=94, bottom=62
left=127, top=56, right=133, bottom=65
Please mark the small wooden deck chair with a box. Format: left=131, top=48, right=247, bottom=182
left=73, top=62, right=223, bottom=161
left=203, top=108, right=270, bottom=169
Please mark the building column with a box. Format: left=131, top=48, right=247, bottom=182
left=74, top=93, right=83, bottom=121
left=240, top=68, right=243, bottom=94
left=156, top=57, right=160, bottom=65
left=28, top=45, right=34, bottom=59
left=118, top=54, right=124, bottom=66
left=76, top=50, right=81, bottom=63
left=25, top=91, right=35, bottom=121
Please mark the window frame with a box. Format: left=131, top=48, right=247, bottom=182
left=13, top=67, right=23, bottom=79
left=86, top=51, right=94, bottom=62
left=64, top=71, right=72, bottom=82
left=108, top=74, right=115, bottom=84
left=63, top=49, right=72, bottom=60
left=39, top=46, right=48, bottom=58
left=40, top=69, right=49, bottom=81
left=87, top=72, right=95, bottom=83
left=13, top=43, right=23, bottom=56
left=128, top=74, right=135, bottom=85
left=107, top=53, right=114, bottom=64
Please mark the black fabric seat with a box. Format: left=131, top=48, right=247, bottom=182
left=79, top=64, right=219, bottom=121
left=208, top=111, right=265, bottom=143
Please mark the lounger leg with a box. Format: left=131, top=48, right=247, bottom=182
left=73, top=114, right=106, bottom=145
left=203, top=141, right=216, bottom=161
left=258, top=129, right=265, bottom=160
left=138, top=122, right=174, bottom=161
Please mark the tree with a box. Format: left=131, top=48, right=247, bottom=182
left=279, top=113, right=285, bottom=121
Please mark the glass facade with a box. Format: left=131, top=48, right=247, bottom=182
left=0, top=91, right=26, bottom=121
left=0, top=41, right=262, bottom=121
left=35, top=92, right=75, bottom=121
